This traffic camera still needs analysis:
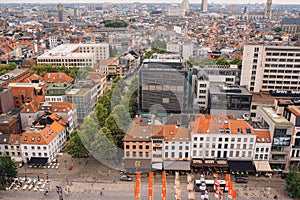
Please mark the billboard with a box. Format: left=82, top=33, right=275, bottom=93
left=273, top=136, right=291, bottom=146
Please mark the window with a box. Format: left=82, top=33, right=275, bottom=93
left=171, top=152, right=175, bottom=158
left=237, top=138, right=241, bottom=142
left=165, top=152, right=168, bottom=158
left=244, top=138, right=247, bottom=142
left=219, top=138, right=223, bottom=142
left=185, top=146, right=189, bottom=150
left=265, top=148, right=269, bottom=152
left=126, top=145, right=129, bottom=149
left=230, top=144, right=234, bottom=149
left=25, top=152, right=28, bottom=156
left=43, top=147, right=47, bottom=150
left=179, top=152, right=182, bottom=158
left=218, top=144, right=222, bottom=149
left=139, top=152, right=143, bottom=157
left=31, top=146, right=35, bottom=150
left=38, top=153, right=42, bottom=156
left=146, top=152, right=149, bottom=157
left=37, top=146, right=41, bottom=150
left=133, top=152, right=136, bottom=157
left=24, top=146, right=27, bottom=150
left=211, top=150, right=215, bottom=157
left=132, top=145, right=136, bottom=149
left=236, top=151, right=239, bottom=157
left=32, top=152, right=36, bottom=156
left=172, top=146, right=175, bottom=150
left=225, top=138, right=229, bottom=142
left=165, top=145, right=168, bottom=150
left=255, top=154, right=258, bottom=159
left=193, top=137, right=197, bottom=141
left=139, top=145, right=143, bottom=150
left=145, top=145, right=149, bottom=149
left=179, top=146, right=182, bottom=150
left=126, top=151, right=129, bottom=157
left=256, top=148, right=259, bottom=152
left=243, top=144, right=247, bottom=149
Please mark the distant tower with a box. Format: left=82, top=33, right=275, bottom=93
left=230, top=4, right=234, bottom=13
left=57, top=4, right=64, bottom=22
left=201, top=0, right=208, bottom=12
left=264, top=0, right=272, bottom=20
left=182, top=0, right=189, bottom=13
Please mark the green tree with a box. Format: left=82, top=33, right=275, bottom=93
left=216, top=58, right=229, bottom=65
left=285, top=166, right=300, bottom=198
left=150, top=109, right=158, bottom=117
left=91, top=127, right=117, bottom=161
left=229, top=58, right=242, bottom=67
left=78, top=112, right=99, bottom=151
left=98, top=95, right=111, bottom=113
left=0, top=154, right=17, bottom=186
left=95, top=103, right=108, bottom=127
left=201, top=58, right=216, bottom=66
left=151, top=39, right=166, bottom=49
left=64, top=130, right=89, bottom=158
left=105, top=114, right=124, bottom=147
left=0, top=63, right=17, bottom=76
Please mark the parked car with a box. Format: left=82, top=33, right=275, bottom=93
left=235, top=177, right=248, bottom=183
left=120, top=175, right=132, bottom=181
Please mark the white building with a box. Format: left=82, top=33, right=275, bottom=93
left=37, top=43, right=109, bottom=69
left=241, top=44, right=300, bottom=92
left=190, top=115, right=257, bottom=161
left=20, top=121, right=67, bottom=163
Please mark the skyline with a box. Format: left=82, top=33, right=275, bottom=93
left=1, top=0, right=300, bottom=5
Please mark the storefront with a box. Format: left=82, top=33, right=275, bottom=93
left=124, top=159, right=152, bottom=173
left=192, top=159, right=228, bottom=174
left=228, top=160, right=255, bottom=174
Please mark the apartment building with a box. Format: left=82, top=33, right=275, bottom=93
left=45, top=82, right=73, bottom=102
left=190, top=114, right=258, bottom=173
left=0, top=133, right=22, bottom=162
left=241, top=44, right=300, bottom=93
left=9, top=82, right=46, bottom=107
left=20, top=121, right=67, bottom=164
left=192, top=65, right=241, bottom=113
left=256, top=106, right=294, bottom=171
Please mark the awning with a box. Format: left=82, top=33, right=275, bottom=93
left=192, top=159, right=228, bottom=167
left=164, top=160, right=191, bottom=171
left=152, top=162, right=163, bottom=170
left=28, top=157, right=48, bottom=166
left=228, top=160, right=255, bottom=172
left=254, top=161, right=272, bottom=172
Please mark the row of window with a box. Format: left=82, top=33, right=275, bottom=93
left=125, top=145, right=150, bottom=150
left=24, top=152, right=48, bottom=157
left=254, top=154, right=269, bottom=160
left=193, top=143, right=254, bottom=150
left=125, top=151, right=149, bottom=158
left=24, top=146, right=47, bottom=150
left=165, top=152, right=189, bottom=158
left=165, top=146, right=189, bottom=150
left=193, top=137, right=255, bottom=143
left=193, top=150, right=253, bottom=158
left=266, top=52, right=300, bottom=57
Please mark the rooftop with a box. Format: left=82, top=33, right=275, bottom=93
left=260, top=106, right=293, bottom=126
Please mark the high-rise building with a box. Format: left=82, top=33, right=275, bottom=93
left=264, top=0, right=272, bottom=20
left=241, top=44, right=300, bottom=93
left=57, top=4, right=64, bottom=22
left=182, top=0, right=189, bottom=13
left=201, top=0, right=208, bottom=12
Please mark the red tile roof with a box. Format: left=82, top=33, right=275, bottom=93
left=43, top=73, right=73, bottom=84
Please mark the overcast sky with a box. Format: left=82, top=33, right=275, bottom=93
left=2, top=0, right=299, bottom=4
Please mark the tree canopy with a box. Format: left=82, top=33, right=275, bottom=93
left=0, top=155, right=17, bottom=186
left=64, top=130, right=89, bottom=158
left=151, top=39, right=166, bottom=50
left=285, top=166, right=300, bottom=198
left=30, top=64, right=79, bottom=79
left=0, top=63, right=17, bottom=76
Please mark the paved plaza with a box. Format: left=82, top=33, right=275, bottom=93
left=0, top=154, right=292, bottom=200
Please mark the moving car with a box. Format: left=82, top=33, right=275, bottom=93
left=235, top=177, right=248, bottom=183
left=120, top=175, right=132, bottom=181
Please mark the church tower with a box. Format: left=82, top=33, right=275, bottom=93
left=264, top=0, right=272, bottom=20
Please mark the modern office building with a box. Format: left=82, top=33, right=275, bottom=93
left=138, top=54, right=190, bottom=114
left=209, top=83, right=252, bottom=118
left=241, top=44, right=300, bottom=93
left=37, top=43, right=109, bottom=68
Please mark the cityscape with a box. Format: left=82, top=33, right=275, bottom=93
left=0, top=0, right=300, bottom=199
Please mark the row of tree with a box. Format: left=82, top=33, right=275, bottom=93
left=0, top=63, right=17, bottom=76
left=65, top=76, right=138, bottom=160
left=30, top=65, right=80, bottom=80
